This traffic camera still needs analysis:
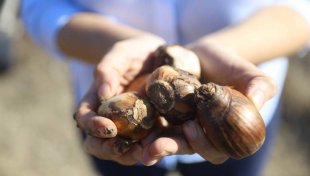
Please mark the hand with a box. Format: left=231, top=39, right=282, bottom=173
left=190, top=41, right=277, bottom=110
left=140, top=119, right=228, bottom=165
left=76, top=86, right=191, bottom=166
left=95, top=34, right=165, bottom=99
left=74, top=83, right=198, bottom=166
left=140, top=41, right=277, bottom=165
left=73, top=34, right=165, bottom=165
left=74, top=83, right=140, bottom=165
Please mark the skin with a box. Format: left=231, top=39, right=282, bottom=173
left=59, top=5, right=310, bottom=165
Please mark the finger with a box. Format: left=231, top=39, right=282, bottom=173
left=75, top=84, right=117, bottom=138
left=83, top=136, right=135, bottom=160
left=95, top=64, right=122, bottom=100
left=139, top=126, right=173, bottom=165
left=142, top=136, right=194, bottom=166
left=140, top=124, right=163, bottom=147
left=116, top=143, right=143, bottom=166
left=83, top=135, right=122, bottom=161
left=245, top=74, right=277, bottom=109
left=83, top=115, right=117, bottom=138
left=84, top=136, right=141, bottom=166
left=95, top=45, right=135, bottom=100
left=225, top=57, right=277, bottom=110
left=183, top=120, right=229, bottom=165
left=140, top=123, right=192, bottom=166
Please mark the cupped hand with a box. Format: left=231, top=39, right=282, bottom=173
left=184, top=41, right=277, bottom=163
left=140, top=41, right=277, bottom=165
left=73, top=34, right=165, bottom=165
left=140, top=119, right=228, bottom=165
left=189, top=41, right=277, bottom=110
left=74, top=38, right=277, bottom=166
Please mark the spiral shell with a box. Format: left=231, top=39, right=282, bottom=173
left=98, top=92, right=156, bottom=140
left=152, top=45, right=201, bottom=79
left=195, top=83, right=266, bottom=159
left=146, top=65, right=201, bottom=124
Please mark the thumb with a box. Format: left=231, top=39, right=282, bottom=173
left=95, top=66, right=122, bottom=100
left=141, top=136, right=193, bottom=166
left=245, top=75, right=277, bottom=110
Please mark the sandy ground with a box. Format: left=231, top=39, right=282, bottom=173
left=0, top=27, right=310, bottom=176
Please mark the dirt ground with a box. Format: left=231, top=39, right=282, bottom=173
left=0, top=25, right=310, bottom=176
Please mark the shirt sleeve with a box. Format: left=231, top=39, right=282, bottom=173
left=20, top=0, right=86, bottom=60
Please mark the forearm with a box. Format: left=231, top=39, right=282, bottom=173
left=195, top=5, right=310, bottom=64
left=57, top=13, right=157, bottom=64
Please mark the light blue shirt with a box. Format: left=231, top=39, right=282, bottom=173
left=21, top=0, right=310, bottom=169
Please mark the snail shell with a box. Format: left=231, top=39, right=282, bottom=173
left=98, top=92, right=156, bottom=141
left=125, top=74, right=150, bottom=94
left=195, top=83, right=266, bottom=159
left=146, top=65, right=201, bottom=124
left=152, top=45, right=201, bottom=79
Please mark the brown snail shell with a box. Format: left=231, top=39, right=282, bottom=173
left=125, top=74, right=150, bottom=95
left=145, top=65, right=201, bottom=124
left=97, top=92, right=156, bottom=141
left=152, top=45, right=201, bottom=79
left=194, top=83, right=266, bottom=159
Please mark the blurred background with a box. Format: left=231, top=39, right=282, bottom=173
left=0, top=1, right=309, bottom=176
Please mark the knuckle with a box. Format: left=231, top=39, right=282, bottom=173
left=74, top=111, right=84, bottom=129
left=72, top=112, right=81, bottom=128
left=254, top=74, right=278, bottom=100
left=94, top=64, right=106, bottom=77
left=265, top=77, right=277, bottom=97
left=74, top=111, right=82, bottom=122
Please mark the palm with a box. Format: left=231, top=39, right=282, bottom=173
left=95, top=36, right=165, bottom=99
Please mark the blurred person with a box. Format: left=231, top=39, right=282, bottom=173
left=21, top=0, right=310, bottom=176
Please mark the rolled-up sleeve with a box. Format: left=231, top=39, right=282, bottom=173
left=21, top=0, right=85, bottom=59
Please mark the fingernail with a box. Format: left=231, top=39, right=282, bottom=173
left=154, top=151, right=170, bottom=157
left=144, top=151, right=170, bottom=166
left=98, top=127, right=116, bottom=138
left=183, top=121, right=198, bottom=140
left=98, top=84, right=112, bottom=100
left=250, top=89, right=265, bottom=109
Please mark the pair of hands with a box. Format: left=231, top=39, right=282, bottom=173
left=74, top=34, right=276, bottom=166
